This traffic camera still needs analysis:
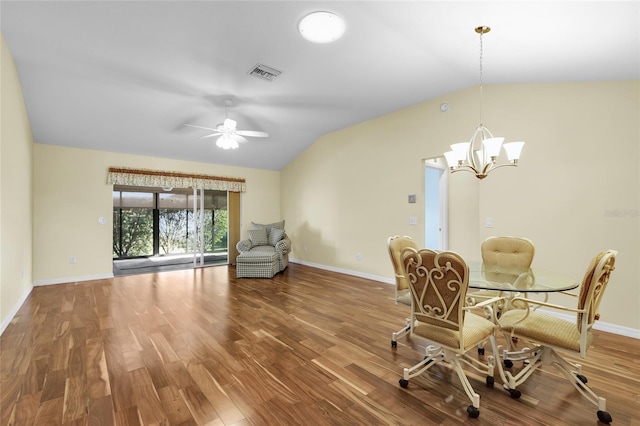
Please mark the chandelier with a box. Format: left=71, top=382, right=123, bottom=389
left=443, top=26, right=524, bottom=180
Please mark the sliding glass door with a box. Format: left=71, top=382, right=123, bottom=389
left=112, top=186, right=229, bottom=273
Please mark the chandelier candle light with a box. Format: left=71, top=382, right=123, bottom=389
left=444, top=26, right=524, bottom=179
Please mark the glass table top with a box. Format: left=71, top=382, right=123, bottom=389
left=467, top=262, right=579, bottom=293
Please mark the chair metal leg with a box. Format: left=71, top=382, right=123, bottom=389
left=399, top=338, right=498, bottom=419
left=391, top=317, right=411, bottom=348
left=496, top=343, right=612, bottom=423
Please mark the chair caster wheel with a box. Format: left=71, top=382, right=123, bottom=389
left=486, top=376, right=494, bottom=387
left=504, top=359, right=513, bottom=368
left=466, top=405, right=480, bottom=418
left=477, top=347, right=485, bottom=355
left=597, top=410, right=612, bottom=424
left=577, top=374, right=588, bottom=384
left=399, top=379, right=409, bottom=388
left=508, top=388, right=521, bottom=399
left=391, top=340, right=397, bottom=348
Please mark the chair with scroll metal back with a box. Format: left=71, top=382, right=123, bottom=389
left=496, top=249, right=617, bottom=424
left=387, top=235, right=419, bottom=348
left=398, top=248, right=502, bottom=418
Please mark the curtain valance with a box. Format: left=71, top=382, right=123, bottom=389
left=107, top=167, right=246, bottom=192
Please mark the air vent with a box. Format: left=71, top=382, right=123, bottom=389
left=248, top=63, right=282, bottom=82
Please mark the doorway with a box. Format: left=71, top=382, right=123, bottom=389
left=424, top=159, right=448, bottom=250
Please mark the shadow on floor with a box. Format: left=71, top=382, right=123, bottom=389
left=113, top=253, right=228, bottom=276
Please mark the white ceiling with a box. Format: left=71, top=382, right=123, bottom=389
left=2, top=1, right=638, bottom=171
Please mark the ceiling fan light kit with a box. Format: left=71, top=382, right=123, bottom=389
left=443, top=26, right=525, bottom=180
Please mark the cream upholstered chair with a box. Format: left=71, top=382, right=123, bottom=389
left=496, top=249, right=617, bottom=424
left=386, top=235, right=418, bottom=348
left=398, top=248, right=502, bottom=419
left=480, top=236, right=535, bottom=270
left=470, top=236, right=535, bottom=307
left=467, top=236, right=535, bottom=355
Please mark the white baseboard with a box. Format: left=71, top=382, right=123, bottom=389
left=289, top=258, right=640, bottom=340
left=0, top=283, right=33, bottom=336
left=290, top=258, right=394, bottom=285
left=33, top=273, right=114, bottom=286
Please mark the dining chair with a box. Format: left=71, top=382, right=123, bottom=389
left=496, top=249, right=617, bottom=424
left=467, top=236, right=535, bottom=354
left=470, top=236, right=535, bottom=307
left=386, top=235, right=418, bottom=348
left=398, top=248, right=502, bottom=418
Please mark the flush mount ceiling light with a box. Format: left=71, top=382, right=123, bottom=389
left=443, top=26, right=525, bottom=180
left=298, top=11, right=345, bottom=43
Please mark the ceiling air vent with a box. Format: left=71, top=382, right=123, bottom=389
left=248, top=63, right=282, bottom=82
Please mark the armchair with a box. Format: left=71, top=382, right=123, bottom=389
left=468, top=236, right=535, bottom=310
left=236, top=221, right=291, bottom=277
left=386, top=235, right=418, bottom=347
left=496, top=249, right=617, bottom=424
left=398, top=248, right=502, bottom=418
left=467, top=236, right=535, bottom=354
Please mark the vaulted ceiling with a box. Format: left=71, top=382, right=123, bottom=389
left=2, top=1, right=638, bottom=170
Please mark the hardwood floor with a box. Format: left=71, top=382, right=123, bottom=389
left=1, top=263, right=639, bottom=425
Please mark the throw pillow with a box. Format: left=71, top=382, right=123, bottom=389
left=268, top=228, right=285, bottom=246
left=248, top=228, right=269, bottom=247
left=250, top=220, right=285, bottom=232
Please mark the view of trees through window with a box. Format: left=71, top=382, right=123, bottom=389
left=113, top=189, right=228, bottom=259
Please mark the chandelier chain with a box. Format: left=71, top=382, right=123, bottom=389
left=479, top=29, right=484, bottom=125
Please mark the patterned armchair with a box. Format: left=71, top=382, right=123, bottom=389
left=236, top=221, right=291, bottom=272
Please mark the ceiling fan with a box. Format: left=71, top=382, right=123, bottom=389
left=185, top=100, right=269, bottom=150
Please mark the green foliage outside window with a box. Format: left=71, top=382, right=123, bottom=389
left=113, top=208, right=153, bottom=258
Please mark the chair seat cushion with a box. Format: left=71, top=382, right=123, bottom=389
left=499, top=309, right=593, bottom=352
left=413, top=313, right=495, bottom=350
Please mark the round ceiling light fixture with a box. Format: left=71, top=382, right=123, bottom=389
left=298, top=11, right=345, bottom=43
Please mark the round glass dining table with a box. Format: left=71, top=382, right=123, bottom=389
left=467, top=262, right=579, bottom=293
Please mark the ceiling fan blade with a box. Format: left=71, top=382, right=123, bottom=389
left=236, top=130, right=269, bottom=138
left=185, top=124, right=219, bottom=132
left=202, top=133, right=223, bottom=139
left=231, top=134, right=249, bottom=144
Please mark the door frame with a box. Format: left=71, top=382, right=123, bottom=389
left=424, top=158, right=449, bottom=250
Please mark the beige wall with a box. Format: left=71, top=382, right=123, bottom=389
left=2, top=36, right=638, bottom=336
left=281, top=80, right=640, bottom=332
left=32, top=144, right=280, bottom=283
left=1, top=35, right=34, bottom=331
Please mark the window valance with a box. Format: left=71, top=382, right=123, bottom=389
left=107, top=167, right=246, bottom=192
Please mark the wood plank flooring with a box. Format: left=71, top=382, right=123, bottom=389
left=1, top=263, right=639, bottom=425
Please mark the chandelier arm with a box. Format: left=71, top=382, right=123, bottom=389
left=484, top=162, right=517, bottom=174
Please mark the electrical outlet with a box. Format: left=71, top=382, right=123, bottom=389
left=409, top=216, right=417, bottom=225
left=69, top=256, right=77, bottom=264
left=356, top=252, right=363, bottom=261
left=485, top=217, right=493, bottom=228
